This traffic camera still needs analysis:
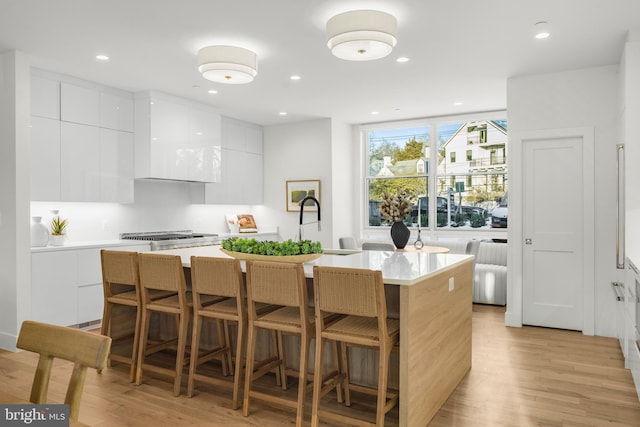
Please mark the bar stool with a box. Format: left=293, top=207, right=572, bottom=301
left=135, top=253, right=192, bottom=396
left=99, top=250, right=175, bottom=382
left=188, top=256, right=269, bottom=409
left=311, top=265, right=400, bottom=427
left=242, top=260, right=314, bottom=427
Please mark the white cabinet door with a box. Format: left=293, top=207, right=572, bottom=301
left=221, top=117, right=245, bottom=150
left=61, top=122, right=100, bottom=201
left=31, top=75, right=60, bottom=120
left=31, top=251, right=78, bottom=326
left=30, top=116, right=61, bottom=201
left=100, top=128, right=134, bottom=203
left=245, top=126, right=263, bottom=154
left=61, top=82, right=100, bottom=126
left=77, top=248, right=103, bottom=323
left=150, top=97, right=189, bottom=180
left=100, top=91, right=134, bottom=132
left=188, top=108, right=221, bottom=182
left=244, top=152, right=263, bottom=203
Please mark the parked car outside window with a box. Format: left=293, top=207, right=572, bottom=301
left=491, top=191, right=508, bottom=228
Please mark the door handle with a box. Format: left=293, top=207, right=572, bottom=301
left=525, top=238, right=532, bottom=245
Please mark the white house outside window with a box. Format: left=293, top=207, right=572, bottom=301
left=364, top=114, right=508, bottom=230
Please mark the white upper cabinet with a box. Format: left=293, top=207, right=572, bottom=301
left=61, top=82, right=100, bottom=126
left=60, top=122, right=100, bottom=201
left=30, top=70, right=135, bottom=203
left=30, top=116, right=61, bottom=200
left=100, top=91, right=134, bottom=132
left=30, top=75, right=60, bottom=119
left=188, top=107, right=221, bottom=182
left=202, top=117, right=263, bottom=204
left=135, top=91, right=221, bottom=183
left=100, top=128, right=134, bottom=203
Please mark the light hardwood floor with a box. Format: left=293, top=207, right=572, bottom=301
left=1, top=305, right=639, bottom=426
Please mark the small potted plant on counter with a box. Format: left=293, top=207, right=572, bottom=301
left=49, top=215, right=68, bottom=246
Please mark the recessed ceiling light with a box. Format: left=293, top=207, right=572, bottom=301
left=290, top=75, right=301, bottom=81
left=396, top=57, right=409, bottom=63
left=279, top=112, right=288, bottom=116
left=454, top=101, right=463, bottom=106
left=207, top=89, right=218, bottom=94
left=95, top=54, right=109, bottom=61
left=534, top=21, right=551, bottom=39
left=371, top=111, right=380, bottom=115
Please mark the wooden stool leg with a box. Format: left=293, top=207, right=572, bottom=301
left=277, top=330, right=287, bottom=390
left=310, top=335, right=324, bottom=427
left=341, top=342, right=351, bottom=406
left=215, top=319, right=229, bottom=377
left=135, top=308, right=152, bottom=385
left=295, top=331, right=311, bottom=427
left=187, top=314, right=203, bottom=397
left=331, top=340, right=343, bottom=403
left=232, top=317, right=246, bottom=410
left=223, top=320, right=234, bottom=376
left=174, top=311, right=190, bottom=397
left=99, top=301, right=112, bottom=373
left=270, top=330, right=282, bottom=387
left=129, top=305, right=142, bottom=382
left=376, top=346, right=392, bottom=427
left=243, top=322, right=258, bottom=417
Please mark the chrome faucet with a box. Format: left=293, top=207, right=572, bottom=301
left=298, top=196, right=321, bottom=241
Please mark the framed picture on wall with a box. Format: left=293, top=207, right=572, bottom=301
left=286, top=180, right=321, bottom=212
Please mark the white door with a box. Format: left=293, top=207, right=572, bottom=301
left=522, top=136, right=584, bottom=330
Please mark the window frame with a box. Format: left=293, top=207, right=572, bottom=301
left=361, top=111, right=507, bottom=233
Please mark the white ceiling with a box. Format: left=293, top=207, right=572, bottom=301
left=1, top=0, right=639, bottom=126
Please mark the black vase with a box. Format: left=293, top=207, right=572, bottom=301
left=390, top=221, right=410, bottom=249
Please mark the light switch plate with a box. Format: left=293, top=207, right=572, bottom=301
left=448, top=277, right=454, bottom=291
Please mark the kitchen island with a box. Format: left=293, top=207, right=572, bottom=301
left=153, top=245, right=474, bottom=427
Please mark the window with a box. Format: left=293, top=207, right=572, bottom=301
left=364, top=115, right=507, bottom=230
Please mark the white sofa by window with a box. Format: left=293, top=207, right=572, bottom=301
left=469, top=241, right=507, bottom=305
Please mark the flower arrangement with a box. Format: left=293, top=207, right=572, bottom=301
left=379, top=190, right=413, bottom=223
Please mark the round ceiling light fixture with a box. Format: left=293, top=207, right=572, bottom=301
left=197, top=45, right=257, bottom=84
left=326, top=10, right=397, bottom=61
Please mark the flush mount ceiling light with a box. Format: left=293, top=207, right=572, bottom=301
left=534, top=21, right=551, bottom=39
left=326, top=10, right=397, bottom=61
left=197, top=45, right=257, bottom=84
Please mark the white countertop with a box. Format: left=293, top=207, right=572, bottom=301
left=31, top=240, right=151, bottom=253
left=153, top=245, right=474, bottom=286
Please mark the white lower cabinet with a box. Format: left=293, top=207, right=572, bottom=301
left=31, top=251, right=78, bottom=326
left=31, top=243, right=150, bottom=327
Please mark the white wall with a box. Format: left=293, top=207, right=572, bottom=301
left=30, top=179, right=269, bottom=241
left=0, top=51, right=31, bottom=351
left=507, top=64, right=619, bottom=337
left=330, top=120, right=356, bottom=245
left=262, top=119, right=334, bottom=248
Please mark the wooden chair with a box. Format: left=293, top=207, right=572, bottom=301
left=311, top=266, right=400, bottom=427
left=16, top=320, right=112, bottom=421
left=100, top=249, right=175, bottom=382
left=135, top=253, right=193, bottom=396
left=187, top=256, right=245, bottom=408
left=242, top=260, right=316, bottom=427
